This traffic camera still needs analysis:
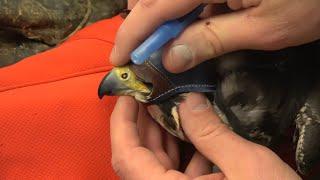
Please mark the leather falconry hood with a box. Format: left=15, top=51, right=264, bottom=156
left=129, top=50, right=218, bottom=103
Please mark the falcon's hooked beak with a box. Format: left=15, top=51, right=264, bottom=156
left=98, top=66, right=152, bottom=102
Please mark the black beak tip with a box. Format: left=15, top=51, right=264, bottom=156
left=98, top=91, right=104, bottom=99
left=98, top=75, right=110, bottom=99
left=98, top=71, right=119, bottom=99
left=98, top=84, right=113, bottom=99
left=98, top=83, right=106, bottom=99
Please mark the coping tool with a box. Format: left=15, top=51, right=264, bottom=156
left=130, top=4, right=205, bottom=65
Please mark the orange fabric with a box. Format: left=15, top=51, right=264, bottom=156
left=0, top=15, right=123, bottom=179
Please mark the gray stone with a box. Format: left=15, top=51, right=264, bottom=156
left=0, top=0, right=126, bottom=67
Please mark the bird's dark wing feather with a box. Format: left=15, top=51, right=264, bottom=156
left=295, top=82, right=320, bottom=174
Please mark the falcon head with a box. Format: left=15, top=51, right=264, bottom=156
left=98, top=66, right=151, bottom=102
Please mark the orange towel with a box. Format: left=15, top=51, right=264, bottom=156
left=0, top=15, right=123, bottom=179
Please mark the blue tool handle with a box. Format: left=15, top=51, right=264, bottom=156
left=131, top=4, right=205, bottom=65
left=131, top=21, right=180, bottom=64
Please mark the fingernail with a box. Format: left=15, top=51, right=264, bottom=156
left=186, top=93, right=210, bottom=111
left=168, top=45, right=193, bottom=71
left=109, top=46, right=118, bottom=64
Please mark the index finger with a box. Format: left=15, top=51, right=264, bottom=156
left=110, top=96, right=170, bottom=178
left=110, top=96, right=141, bottom=155
left=110, top=0, right=201, bottom=65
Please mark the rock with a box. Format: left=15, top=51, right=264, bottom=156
left=0, top=0, right=126, bottom=67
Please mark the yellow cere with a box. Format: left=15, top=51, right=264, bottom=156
left=114, top=66, right=151, bottom=94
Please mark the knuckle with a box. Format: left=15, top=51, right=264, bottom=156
left=111, top=147, right=148, bottom=178
left=227, top=0, right=243, bottom=10
left=244, top=11, right=291, bottom=50
left=196, top=121, right=230, bottom=142
left=253, top=144, right=274, bottom=156
left=201, top=20, right=225, bottom=56
left=242, top=0, right=261, bottom=8
left=111, top=157, right=122, bottom=175
left=137, top=0, right=171, bottom=22
left=139, top=0, right=157, bottom=9
left=111, top=154, right=128, bottom=177
left=260, top=30, right=289, bottom=50
left=247, top=144, right=277, bottom=164
left=164, top=170, right=191, bottom=180
left=247, top=18, right=290, bottom=50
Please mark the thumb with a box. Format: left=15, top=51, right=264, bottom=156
left=179, top=93, right=260, bottom=176
left=162, top=9, right=277, bottom=73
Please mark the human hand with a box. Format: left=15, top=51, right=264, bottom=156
left=110, top=96, right=213, bottom=179
left=110, top=94, right=301, bottom=179
left=111, top=0, right=320, bottom=73
left=110, top=97, right=211, bottom=179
